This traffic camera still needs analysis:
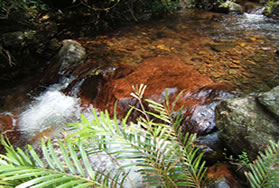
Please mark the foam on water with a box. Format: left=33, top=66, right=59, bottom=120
left=18, top=89, right=81, bottom=139
left=17, top=79, right=145, bottom=187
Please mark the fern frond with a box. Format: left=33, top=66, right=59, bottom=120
left=0, top=137, right=125, bottom=188
left=245, top=141, right=279, bottom=188
left=68, top=86, right=207, bottom=187
left=145, top=92, right=207, bottom=187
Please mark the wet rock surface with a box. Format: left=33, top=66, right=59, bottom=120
left=0, top=114, right=19, bottom=149
left=195, top=131, right=225, bottom=164
left=257, top=86, right=279, bottom=118
left=215, top=86, right=279, bottom=160
left=78, top=57, right=237, bottom=134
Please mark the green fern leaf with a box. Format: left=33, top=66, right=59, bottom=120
left=67, top=85, right=207, bottom=187
left=245, top=141, right=279, bottom=188
left=0, top=137, right=127, bottom=188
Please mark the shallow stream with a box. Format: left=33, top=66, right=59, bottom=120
left=0, top=8, right=278, bottom=187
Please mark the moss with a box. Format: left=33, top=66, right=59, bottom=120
left=264, top=0, right=279, bottom=19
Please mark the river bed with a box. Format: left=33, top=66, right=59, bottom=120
left=0, top=8, right=278, bottom=187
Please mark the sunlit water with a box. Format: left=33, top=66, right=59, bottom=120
left=1, top=8, right=278, bottom=187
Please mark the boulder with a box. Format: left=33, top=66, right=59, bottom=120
left=219, top=1, right=244, bottom=14
left=179, top=0, right=193, bottom=9
left=243, top=2, right=263, bottom=13
left=195, top=131, right=225, bottom=164
left=2, top=31, right=27, bottom=49
left=228, top=2, right=244, bottom=14
left=215, top=87, right=279, bottom=160
left=257, top=86, right=279, bottom=118
left=41, top=39, right=87, bottom=84
left=57, top=40, right=87, bottom=75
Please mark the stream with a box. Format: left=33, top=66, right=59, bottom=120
left=0, top=8, right=278, bottom=187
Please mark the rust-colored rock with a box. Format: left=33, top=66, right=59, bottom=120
left=0, top=114, right=20, bottom=151
left=207, top=163, right=241, bottom=188
left=92, top=57, right=214, bottom=120
left=79, top=57, right=236, bottom=134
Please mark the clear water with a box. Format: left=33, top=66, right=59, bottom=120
left=1, top=8, right=278, bottom=187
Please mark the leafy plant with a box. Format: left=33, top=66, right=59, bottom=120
left=263, top=0, right=279, bottom=18
left=0, top=85, right=207, bottom=187
left=69, top=84, right=208, bottom=187
left=245, top=141, right=279, bottom=188
left=0, top=137, right=126, bottom=187
left=238, top=152, right=250, bottom=169
left=218, top=0, right=235, bottom=8
left=0, top=0, right=48, bottom=20
left=223, top=149, right=251, bottom=173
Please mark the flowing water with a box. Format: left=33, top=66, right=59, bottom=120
left=0, top=8, right=278, bottom=187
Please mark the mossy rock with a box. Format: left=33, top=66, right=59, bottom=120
left=215, top=89, right=278, bottom=160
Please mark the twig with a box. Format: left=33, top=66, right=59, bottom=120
left=0, top=46, right=15, bottom=66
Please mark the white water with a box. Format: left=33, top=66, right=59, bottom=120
left=19, top=90, right=80, bottom=139
left=17, top=78, right=146, bottom=188
left=18, top=78, right=81, bottom=140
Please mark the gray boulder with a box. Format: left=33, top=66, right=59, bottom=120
left=228, top=2, right=243, bottom=14
left=257, top=86, right=279, bottom=118
left=215, top=86, right=279, bottom=160
left=220, top=1, right=244, bottom=14
left=41, top=39, right=86, bottom=84
left=57, top=40, right=86, bottom=75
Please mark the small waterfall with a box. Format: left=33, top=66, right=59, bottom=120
left=17, top=77, right=146, bottom=188
left=18, top=77, right=81, bottom=141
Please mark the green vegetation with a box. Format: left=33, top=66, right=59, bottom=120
left=263, top=0, right=279, bottom=18
left=0, top=85, right=278, bottom=187
left=223, top=149, right=251, bottom=173
left=238, top=152, right=250, bottom=169
left=0, top=0, right=180, bottom=30
left=0, top=0, right=47, bottom=20
left=0, top=85, right=208, bottom=187
left=245, top=141, right=279, bottom=188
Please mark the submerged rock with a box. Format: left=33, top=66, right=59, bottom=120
left=215, top=86, right=279, bottom=160
left=80, top=57, right=236, bottom=135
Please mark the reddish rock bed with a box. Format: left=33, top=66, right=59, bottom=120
left=78, top=57, right=236, bottom=134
